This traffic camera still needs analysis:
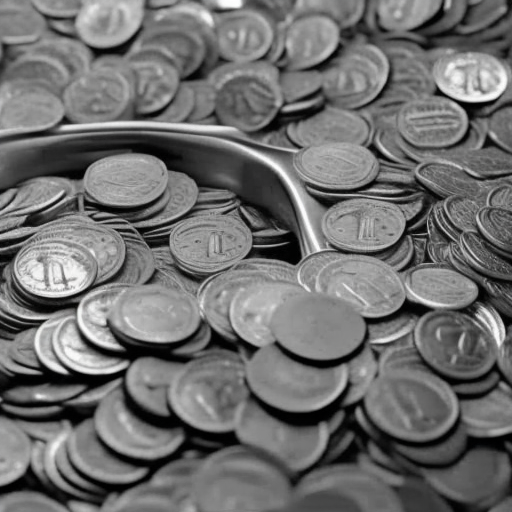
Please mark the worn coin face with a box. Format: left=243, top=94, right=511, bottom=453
left=434, top=51, right=509, bottom=103
left=229, top=281, right=305, bottom=347
left=76, top=285, right=129, bottom=354
left=414, top=310, right=496, bottom=381
left=0, top=491, right=70, bottom=512
left=364, top=370, right=459, bottom=444
left=235, top=397, right=329, bottom=472
left=84, top=153, right=168, bottom=209
left=404, top=264, right=479, bottom=310
left=322, top=199, right=406, bottom=253
left=95, top=388, right=185, bottom=462
left=169, top=350, right=248, bottom=433
left=107, top=285, right=201, bottom=346
left=397, top=97, right=469, bottom=149
left=246, top=343, right=348, bottom=413
left=14, top=239, right=98, bottom=300
left=76, top=0, right=144, bottom=49
left=64, top=69, right=133, bottom=124
left=270, top=293, right=366, bottom=362
left=192, top=446, right=291, bottom=512
left=53, top=314, right=129, bottom=376
left=377, top=0, right=443, bottom=31
left=215, top=71, right=283, bottom=132
left=317, top=255, right=406, bottom=318
left=217, top=9, right=274, bottom=62
left=294, top=143, right=379, bottom=192
left=285, top=14, right=339, bottom=70
left=0, top=417, right=31, bottom=487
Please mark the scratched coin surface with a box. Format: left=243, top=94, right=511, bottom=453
left=404, top=264, right=479, bottom=310
left=316, top=255, right=406, bottom=318
left=14, top=239, right=98, bottom=300
left=364, top=370, right=459, bottom=444
left=433, top=51, right=509, bottom=103
left=322, top=199, right=406, bottom=253
left=414, top=310, right=497, bottom=382
left=84, top=153, right=168, bottom=209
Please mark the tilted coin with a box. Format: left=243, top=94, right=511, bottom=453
left=216, top=9, right=274, bottom=63
left=294, top=143, right=379, bottom=192
left=414, top=310, right=496, bottom=381
left=126, top=357, right=184, bottom=419
left=296, top=464, right=405, bottom=512
left=423, top=446, right=511, bottom=509
left=404, top=264, right=479, bottom=310
left=322, top=199, right=406, bottom=253
left=364, top=370, right=460, bottom=444
left=316, top=255, right=406, bottom=318
left=459, top=383, right=512, bottom=438
left=52, top=314, right=129, bottom=376
left=270, top=293, right=366, bottom=362
left=486, top=183, right=512, bottom=209
left=433, top=51, right=509, bottom=103
left=95, top=387, right=185, bottom=462
left=107, top=285, right=201, bottom=347
left=76, top=285, right=130, bottom=354
left=67, top=419, right=149, bottom=487
left=76, top=0, right=144, bottom=49
left=476, top=206, right=512, bottom=254
left=0, top=417, right=31, bottom=487
left=246, top=343, right=348, bottom=414
left=14, top=239, right=98, bottom=301
left=169, top=350, right=248, bottom=433
left=84, top=154, right=168, bottom=210
left=285, top=14, right=339, bottom=71
left=229, top=280, right=305, bottom=348
left=296, top=250, right=346, bottom=292
left=377, top=0, right=443, bottom=31
left=192, top=446, right=291, bottom=512
left=63, top=69, right=133, bottom=124
left=397, top=97, right=469, bottom=149
left=215, top=70, right=283, bottom=132
left=0, top=491, right=69, bottom=512
left=0, top=5, right=46, bottom=45
left=235, top=397, right=329, bottom=472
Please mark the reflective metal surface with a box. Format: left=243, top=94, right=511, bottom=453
left=0, top=122, right=327, bottom=256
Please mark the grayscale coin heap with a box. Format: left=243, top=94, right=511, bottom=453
left=2, top=1, right=512, bottom=512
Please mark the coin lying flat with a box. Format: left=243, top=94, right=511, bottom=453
left=322, top=199, right=406, bottom=253
left=270, top=293, right=366, bottom=362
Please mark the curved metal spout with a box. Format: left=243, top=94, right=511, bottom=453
left=0, top=122, right=328, bottom=256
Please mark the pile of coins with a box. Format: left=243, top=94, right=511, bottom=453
left=2, top=0, right=512, bottom=511
left=0, top=0, right=511, bottom=136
